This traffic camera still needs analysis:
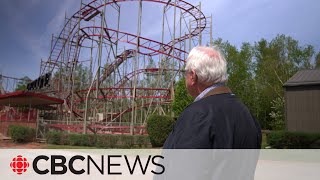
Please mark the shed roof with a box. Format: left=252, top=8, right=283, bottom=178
left=0, top=91, right=63, bottom=108
left=284, top=70, right=320, bottom=87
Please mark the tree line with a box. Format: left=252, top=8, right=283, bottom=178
left=174, top=34, right=320, bottom=130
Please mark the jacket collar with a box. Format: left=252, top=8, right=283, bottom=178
left=201, top=86, right=232, bottom=100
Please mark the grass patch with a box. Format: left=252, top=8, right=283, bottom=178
left=261, top=132, right=268, bottom=149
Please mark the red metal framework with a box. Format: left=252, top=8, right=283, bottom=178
left=76, top=26, right=188, bottom=62
left=48, top=100, right=171, bottom=134
left=35, top=0, right=211, bottom=135
left=41, top=0, right=206, bottom=75
left=65, top=68, right=179, bottom=120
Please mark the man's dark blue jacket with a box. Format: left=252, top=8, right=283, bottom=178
left=163, top=86, right=262, bottom=149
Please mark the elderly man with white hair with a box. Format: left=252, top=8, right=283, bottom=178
left=163, top=46, right=262, bottom=149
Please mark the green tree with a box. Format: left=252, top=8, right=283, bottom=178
left=15, top=76, right=31, bottom=91
left=144, top=57, right=158, bottom=94
left=74, top=64, right=90, bottom=90
left=254, top=35, right=315, bottom=129
left=269, top=96, right=285, bottom=130
left=214, top=39, right=257, bottom=121
left=213, top=35, right=315, bottom=130
left=172, top=78, right=194, bottom=116
left=147, top=114, right=175, bottom=147
left=53, top=64, right=90, bottom=91
left=315, top=51, right=320, bottom=69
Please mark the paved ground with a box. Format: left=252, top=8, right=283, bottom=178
left=255, top=159, right=320, bottom=180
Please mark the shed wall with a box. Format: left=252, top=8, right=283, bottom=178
left=285, top=85, right=320, bottom=132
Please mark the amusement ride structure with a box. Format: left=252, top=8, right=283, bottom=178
left=0, top=0, right=213, bottom=136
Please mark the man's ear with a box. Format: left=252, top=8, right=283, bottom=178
left=191, top=70, right=197, bottom=84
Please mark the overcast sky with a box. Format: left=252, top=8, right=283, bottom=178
left=0, top=0, right=319, bottom=79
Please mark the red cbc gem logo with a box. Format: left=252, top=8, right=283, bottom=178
left=10, top=155, right=30, bottom=175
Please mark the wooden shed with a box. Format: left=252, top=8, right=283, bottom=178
left=283, top=70, right=320, bottom=132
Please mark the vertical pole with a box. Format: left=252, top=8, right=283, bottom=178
left=84, top=69, right=99, bottom=134
left=70, top=0, right=82, bottom=125
left=162, top=6, right=165, bottom=51
left=89, top=44, right=94, bottom=83
left=184, top=33, right=187, bottom=59
left=179, top=10, right=182, bottom=52
left=39, top=59, right=42, bottom=77
left=115, top=6, right=121, bottom=125
left=142, top=55, right=146, bottom=126
left=89, top=14, right=95, bottom=84
left=91, top=0, right=106, bottom=133
left=6, top=104, right=10, bottom=121
left=198, top=2, right=202, bottom=46
left=189, top=19, right=192, bottom=51
left=171, top=0, right=177, bottom=117
left=96, top=5, right=104, bottom=113
left=27, top=104, right=31, bottom=122
left=173, top=1, right=177, bottom=53
left=62, top=12, right=67, bottom=66
left=87, top=30, right=94, bottom=130
left=135, top=55, right=139, bottom=125
left=116, top=5, right=121, bottom=57
left=19, top=108, right=22, bottom=121
left=210, top=14, right=213, bottom=46
left=119, top=54, right=124, bottom=126
left=158, top=6, right=166, bottom=115
left=50, top=33, right=54, bottom=58
left=60, top=13, right=67, bottom=123
left=36, top=109, right=39, bottom=139
left=131, top=0, right=142, bottom=135
left=59, top=57, right=63, bottom=94
left=110, top=4, right=122, bottom=128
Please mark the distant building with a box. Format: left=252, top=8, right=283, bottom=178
left=0, top=91, right=63, bottom=137
left=283, top=70, right=320, bottom=133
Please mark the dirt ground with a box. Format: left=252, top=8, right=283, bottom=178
left=0, top=133, right=46, bottom=149
left=0, top=140, right=46, bottom=149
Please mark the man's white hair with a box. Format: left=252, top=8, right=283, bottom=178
left=185, top=46, right=228, bottom=84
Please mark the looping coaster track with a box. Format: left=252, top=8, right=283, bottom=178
left=36, top=0, right=212, bottom=134
left=41, top=0, right=206, bottom=74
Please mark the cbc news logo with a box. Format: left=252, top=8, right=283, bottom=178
left=10, top=155, right=30, bottom=175
left=8, top=154, right=165, bottom=176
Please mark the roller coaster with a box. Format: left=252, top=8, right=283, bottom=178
left=1, top=0, right=213, bottom=136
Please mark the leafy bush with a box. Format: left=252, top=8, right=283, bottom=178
left=8, top=125, right=36, bottom=143
left=172, top=78, right=194, bottom=116
left=119, top=135, right=134, bottom=148
left=135, top=135, right=150, bottom=148
left=46, top=131, right=150, bottom=148
left=269, top=97, right=285, bottom=130
left=46, top=131, right=70, bottom=145
left=96, top=135, right=150, bottom=148
left=95, top=134, right=119, bottom=148
left=46, top=131, right=62, bottom=144
left=68, top=134, right=96, bottom=147
left=95, top=135, right=108, bottom=148
left=267, top=131, right=320, bottom=149
left=147, top=115, right=175, bottom=147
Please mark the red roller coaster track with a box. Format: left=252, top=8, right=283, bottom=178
left=48, top=101, right=171, bottom=134
left=40, top=0, right=208, bottom=134
left=42, top=0, right=206, bottom=74
left=76, top=26, right=188, bottom=62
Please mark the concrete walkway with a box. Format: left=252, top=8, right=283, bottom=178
left=0, top=133, right=10, bottom=140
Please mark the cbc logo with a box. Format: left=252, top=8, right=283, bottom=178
left=10, top=155, right=30, bottom=175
